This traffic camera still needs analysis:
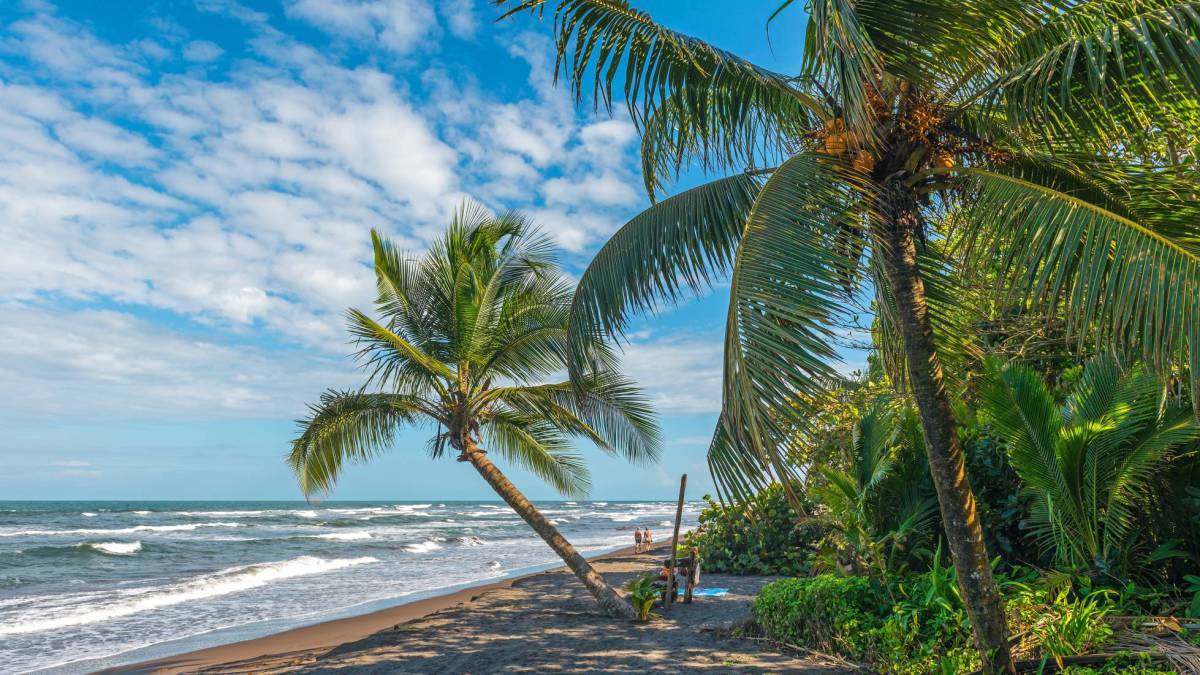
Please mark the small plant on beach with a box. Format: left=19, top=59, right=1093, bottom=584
left=625, top=573, right=658, bottom=621
left=289, top=203, right=661, bottom=620
left=1030, top=589, right=1116, bottom=667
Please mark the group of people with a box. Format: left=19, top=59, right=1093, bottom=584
left=634, top=528, right=703, bottom=604
left=657, top=546, right=702, bottom=604
left=632, top=527, right=654, bottom=553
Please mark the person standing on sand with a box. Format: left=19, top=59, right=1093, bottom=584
left=643, top=527, right=653, bottom=550
left=633, top=527, right=643, bottom=553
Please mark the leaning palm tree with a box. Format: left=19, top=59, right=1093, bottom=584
left=501, top=1, right=1200, bottom=669
left=979, top=354, right=1200, bottom=579
left=289, top=204, right=660, bottom=620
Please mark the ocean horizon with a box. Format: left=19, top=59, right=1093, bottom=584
left=0, top=500, right=701, bottom=674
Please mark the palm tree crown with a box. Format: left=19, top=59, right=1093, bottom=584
left=290, top=203, right=659, bottom=498
left=503, top=0, right=1200, bottom=488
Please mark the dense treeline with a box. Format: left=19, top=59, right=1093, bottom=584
left=686, top=350, right=1200, bottom=671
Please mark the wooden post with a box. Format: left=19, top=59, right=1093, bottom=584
left=666, top=473, right=687, bottom=609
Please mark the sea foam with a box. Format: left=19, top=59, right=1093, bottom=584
left=82, top=542, right=142, bottom=555
left=404, top=540, right=442, bottom=553
left=0, top=555, right=377, bottom=636
left=0, top=523, right=244, bottom=537
left=316, top=532, right=372, bottom=541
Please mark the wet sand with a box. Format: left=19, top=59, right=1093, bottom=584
left=111, top=543, right=849, bottom=674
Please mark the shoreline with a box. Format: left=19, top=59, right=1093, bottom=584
left=105, top=541, right=667, bottom=674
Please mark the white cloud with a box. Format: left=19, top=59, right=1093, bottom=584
left=54, top=117, right=159, bottom=165
left=438, top=0, right=478, bottom=39
left=0, top=304, right=357, bottom=419
left=284, top=0, right=439, bottom=54
left=542, top=172, right=641, bottom=207
left=182, top=40, right=224, bottom=62
left=0, top=3, right=654, bottom=422
left=619, top=333, right=725, bottom=414
left=579, top=119, right=638, bottom=157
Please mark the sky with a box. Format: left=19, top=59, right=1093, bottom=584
left=0, top=0, right=859, bottom=501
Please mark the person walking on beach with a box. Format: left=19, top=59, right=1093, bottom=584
left=633, top=527, right=643, bottom=553
left=643, top=527, right=653, bottom=550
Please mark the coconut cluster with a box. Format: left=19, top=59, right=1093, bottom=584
left=809, top=83, right=1014, bottom=177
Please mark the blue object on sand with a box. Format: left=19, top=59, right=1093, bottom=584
left=691, top=588, right=729, bottom=597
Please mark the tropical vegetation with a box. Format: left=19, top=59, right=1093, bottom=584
left=684, top=484, right=822, bottom=576
left=686, top=353, right=1200, bottom=670
left=501, top=0, right=1200, bottom=669
left=979, top=355, right=1200, bottom=579
left=288, top=204, right=661, bottom=619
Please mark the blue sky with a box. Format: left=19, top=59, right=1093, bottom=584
left=0, top=0, right=859, bottom=500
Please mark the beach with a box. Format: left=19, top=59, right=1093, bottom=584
left=113, top=543, right=850, bottom=674
left=0, top=501, right=700, bottom=673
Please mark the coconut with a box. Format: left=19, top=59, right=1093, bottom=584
left=852, top=149, right=876, bottom=173
left=823, top=133, right=849, bottom=155
left=819, top=118, right=856, bottom=155
left=932, top=151, right=955, bottom=169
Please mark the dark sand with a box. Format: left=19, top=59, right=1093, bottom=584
left=112, top=544, right=851, bottom=674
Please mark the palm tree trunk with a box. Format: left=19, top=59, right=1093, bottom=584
left=877, top=210, right=1015, bottom=673
left=462, top=441, right=638, bottom=620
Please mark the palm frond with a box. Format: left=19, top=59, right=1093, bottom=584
left=345, top=308, right=454, bottom=395
left=501, top=0, right=811, bottom=132
left=987, top=152, right=1200, bottom=255
left=957, top=168, right=1200, bottom=415
left=718, top=153, right=868, bottom=498
left=854, top=398, right=898, bottom=492
left=489, top=375, right=661, bottom=465
left=289, top=391, right=427, bottom=497
left=978, top=357, right=1064, bottom=497
left=479, top=273, right=576, bottom=382
left=980, top=355, right=1198, bottom=570
left=1064, top=351, right=1127, bottom=426
left=485, top=414, right=592, bottom=498
left=851, top=0, right=1049, bottom=92
left=705, top=412, right=777, bottom=505
left=567, top=173, right=761, bottom=376
left=979, top=0, right=1200, bottom=148
left=801, top=0, right=886, bottom=139
left=638, top=80, right=824, bottom=198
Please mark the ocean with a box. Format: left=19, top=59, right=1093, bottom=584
left=0, top=500, right=700, bottom=673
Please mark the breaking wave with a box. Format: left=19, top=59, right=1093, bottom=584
left=81, top=541, right=142, bottom=555
left=404, top=540, right=442, bottom=553
left=0, top=523, right=245, bottom=537
left=0, top=555, right=377, bottom=636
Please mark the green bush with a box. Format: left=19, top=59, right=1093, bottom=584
left=754, top=575, right=886, bottom=661
left=755, top=571, right=987, bottom=672
left=755, top=565, right=1136, bottom=673
left=684, top=485, right=822, bottom=576
left=877, top=549, right=981, bottom=673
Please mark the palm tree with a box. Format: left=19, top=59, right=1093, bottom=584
left=500, top=1, right=1200, bottom=669
left=979, top=354, right=1200, bottom=578
left=289, top=203, right=660, bottom=620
